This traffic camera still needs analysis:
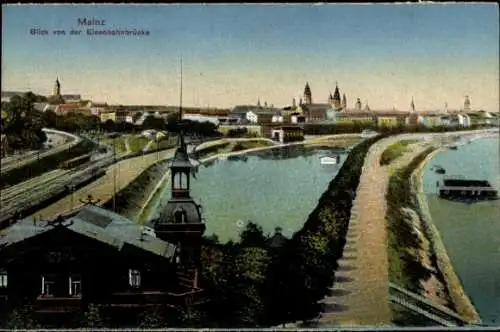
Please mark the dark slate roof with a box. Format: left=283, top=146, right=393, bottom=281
left=301, top=103, right=332, bottom=111
left=0, top=205, right=176, bottom=259
left=157, top=198, right=203, bottom=225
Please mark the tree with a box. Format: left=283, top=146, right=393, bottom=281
left=138, top=306, right=166, bottom=328
left=0, top=306, right=40, bottom=329
left=142, top=115, right=166, bottom=131
left=41, top=109, right=57, bottom=128
left=239, top=222, right=268, bottom=248
left=3, top=94, right=47, bottom=150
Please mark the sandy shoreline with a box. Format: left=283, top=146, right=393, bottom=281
left=410, top=140, right=482, bottom=324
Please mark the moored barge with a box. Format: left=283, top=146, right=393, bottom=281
left=438, top=176, right=499, bottom=202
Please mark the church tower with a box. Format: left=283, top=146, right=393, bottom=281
left=303, top=82, right=312, bottom=104
left=341, top=93, right=347, bottom=111
left=464, top=95, right=471, bottom=111
left=150, top=59, right=205, bottom=294
left=355, top=98, right=362, bottom=111
left=328, top=92, right=334, bottom=107
left=410, top=97, right=415, bottom=113
left=332, top=82, right=341, bottom=110
left=53, top=77, right=61, bottom=97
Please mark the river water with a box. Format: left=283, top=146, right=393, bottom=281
left=422, top=137, right=500, bottom=325
left=153, top=145, right=346, bottom=243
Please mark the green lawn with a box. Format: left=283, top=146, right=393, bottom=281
left=380, top=139, right=418, bottom=166
left=128, top=136, right=150, bottom=153
left=100, top=137, right=127, bottom=154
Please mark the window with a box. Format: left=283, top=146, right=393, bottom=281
left=69, top=275, right=82, bottom=296
left=0, top=271, right=7, bottom=288
left=128, top=269, right=141, bottom=288
left=174, top=209, right=186, bottom=224
left=41, top=275, right=55, bottom=296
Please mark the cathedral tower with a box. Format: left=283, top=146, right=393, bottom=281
left=332, top=82, right=341, bottom=110
left=355, top=98, right=362, bottom=111
left=53, top=77, right=61, bottom=97
left=303, top=82, right=312, bottom=104
left=464, top=95, right=471, bottom=111
left=410, top=97, right=415, bottom=113
left=341, top=93, right=347, bottom=110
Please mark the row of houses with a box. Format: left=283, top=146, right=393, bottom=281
left=225, top=104, right=499, bottom=128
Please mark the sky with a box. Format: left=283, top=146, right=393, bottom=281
left=2, top=4, right=499, bottom=111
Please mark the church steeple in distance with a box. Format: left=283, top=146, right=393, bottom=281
left=410, top=97, right=415, bottom=113
left=303, top=82, right=312, bottom=104
left=53, top=77, right=61, bottom=97
left=332, top=82, right=341, bottom=110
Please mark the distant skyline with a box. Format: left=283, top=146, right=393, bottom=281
left=2, top=4, right=499, bottom=111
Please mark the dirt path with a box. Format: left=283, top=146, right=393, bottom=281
left=318, top=137, right=436, bottom=326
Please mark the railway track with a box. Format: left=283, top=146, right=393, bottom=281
left=388, top=283, right=469, bottom=326
left=0, top=129, right=81, bottom=175
left=0, top=162, right=107, bottom=224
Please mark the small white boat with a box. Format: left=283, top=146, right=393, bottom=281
left=320, top=155, right=340, bottom=165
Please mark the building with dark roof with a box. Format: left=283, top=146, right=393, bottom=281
left=0, top=109, right=207, bottom=327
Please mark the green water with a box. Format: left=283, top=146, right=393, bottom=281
left=154, top=145, right=345, bottom=242
left=422, top=137, right=500, bottom=325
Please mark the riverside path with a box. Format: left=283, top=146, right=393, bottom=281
left=318, top=135, right=438, bottom=326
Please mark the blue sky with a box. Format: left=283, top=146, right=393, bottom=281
left=2, top=4, right=499, bottom=111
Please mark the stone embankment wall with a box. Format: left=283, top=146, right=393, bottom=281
left=410, top=147, right=481, bottom=324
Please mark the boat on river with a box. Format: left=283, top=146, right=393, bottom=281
left=432, top=165, right=446, bottom=174
left=320, top=155, right=340, bottom=165
left=438, top=176, right=499, bottom=203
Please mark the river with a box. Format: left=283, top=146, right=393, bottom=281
left=152, top=145, right=347, bottom=242
left=421, top=137, right=500, bottom=325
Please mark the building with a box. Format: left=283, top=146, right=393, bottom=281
left=270, top=125, right=304, bottom=143
left=303, top=82, right=312, bottom=104
left=299, top=103, right=332, bottom=122
left=115, top=109, right=129, bottom=123
left=463, top=95, right=471, bottom=112
left=245, top=110, right=277, bottom=124
left=374, top=111, right=409, bottom=127
left=329, top=83, right=342, bottom=110
left=53, top=78, right=61, bottom=97
left=354, top=98, right=362, bottom=111
left=33, top=102, right=51, bottom=112
left=230, top=105, right=258, bottom=121
left=145, top=121, right=206, bottom=301
left=100, top=110, right=116, bottom=123
left=331, top=111, right=376, bottom=125
left=55, top=104, right=90, bottom=116
left=90, top=102, right=109, bottom=116
left=0, top=118, right=207, bottom=326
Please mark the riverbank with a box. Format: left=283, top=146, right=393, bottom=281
left=411, top=145, right=481, bottom=323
